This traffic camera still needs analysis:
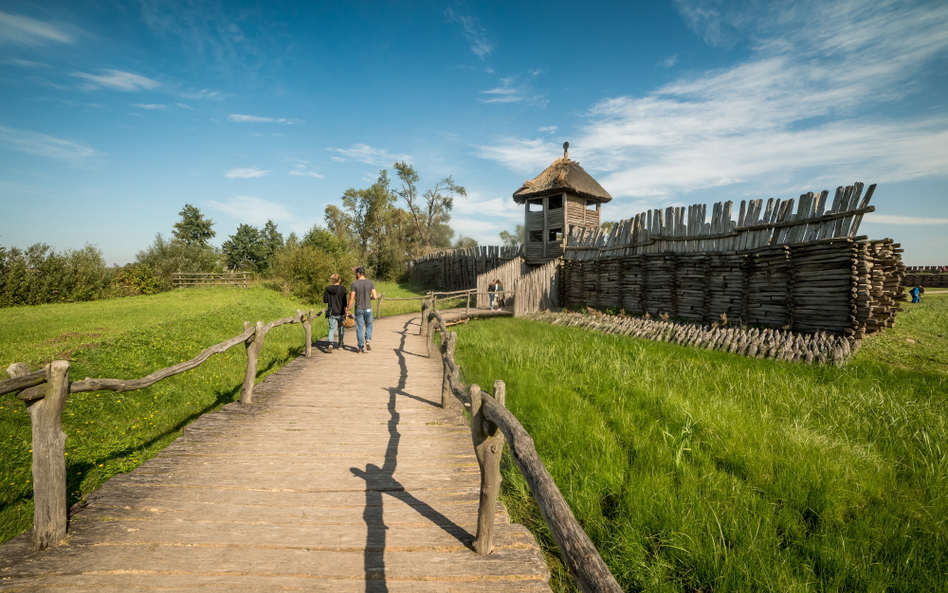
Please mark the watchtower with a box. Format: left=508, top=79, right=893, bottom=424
left=513, top=143, right=613, bottom=266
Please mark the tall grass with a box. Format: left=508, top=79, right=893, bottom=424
left=0, top=287, right=325, bottom=543
left=454, top=294, right=948, bottom=592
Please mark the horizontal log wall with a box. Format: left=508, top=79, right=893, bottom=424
left=902, top=271, right=948, bottom=288
left=409, top=245, right=521, bottom=291
left=560, top=238, right=905, bottom=338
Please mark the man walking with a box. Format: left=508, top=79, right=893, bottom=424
left=322, top=273, right=347, bottom=353
left=348, top=266, right=378, bottom=354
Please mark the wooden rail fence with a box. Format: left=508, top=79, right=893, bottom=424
left=419, top=302, right=622, bottom=593
left=172, top=272, right=249, bottom=288
left=0, top=309, right=315, bottom=551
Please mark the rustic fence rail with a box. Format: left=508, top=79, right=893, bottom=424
left=420, top=304, right=622, bottom=593
left=172, top=272, right=249, bottom=288
left=0, top=309, right=315, bottom=551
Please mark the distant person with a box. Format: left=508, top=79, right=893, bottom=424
left=493, top=279, right=505, bottom=309
left=909, top=286, right=921, bottom=303
left=322, top=273, right=347, bottom=353
left=348, top=266, right=378, bottom=353
left=487, top=278, right=499, bottom=310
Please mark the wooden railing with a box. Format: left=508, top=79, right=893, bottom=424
left=0, top=309, right=316, bottom=551
left=419, top=303, right=622, bottom=593
left=172, top=272, right=249, bottom=288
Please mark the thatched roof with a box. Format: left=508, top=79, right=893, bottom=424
left=512, top=157, right=612, bottom=204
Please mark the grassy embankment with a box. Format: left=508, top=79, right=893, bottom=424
left=454, top=294, right=948, bottom=592
left=0, top=282, right=422, bottom=543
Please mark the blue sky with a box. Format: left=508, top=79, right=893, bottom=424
left=1, top=0, right=946, bottom=266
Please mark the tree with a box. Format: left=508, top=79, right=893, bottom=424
left=393, top=162, right=466, bottom=255
left=221, top=224, right=266, bottom=271
left=453, top=235, right=478, bottom=249
left=136, top=233, right=221, bottom=290
left=601, top=221, right=616, bottom=235
left=172, top=204, right=216, bottom=247
left=340, top=169, right=397, bottom=260
left=499, top=224, right=525, bottom=247
left=261, top=220, right=284, bottom=260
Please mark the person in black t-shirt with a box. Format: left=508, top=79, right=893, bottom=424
left=323, top=273, right=348, bottom=353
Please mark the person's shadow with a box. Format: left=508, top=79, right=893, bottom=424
left=349, top=318, right=473, bottom=592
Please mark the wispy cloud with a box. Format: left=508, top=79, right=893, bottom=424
left=209, top=195, right=294, bottom=227
left=181, top=89, right=223, bottom=100
left=0, top=11, right=75, bottom=47
left=864, top=214, right=948, bottom=225
left=328, top=143, right=412, bottom=166
left=131, top=103, right=166, bottom=110
left=176, top=102, right=192, bottom=109
left=72, top=70, right=161, bottom=92
left=0, top=125, right=102, bottom=160
left=225, top=167, right=270, bottom=178
left=444, top=8, right=494, bottom=59
left=538, top=126, right=559, bottom=133
left=661, top=54, right=679, bottom=67
left=288, top=163, right=324, bottom=178
left=5, top=58, right=48, bottom=68
left=228, top=113, right=296, bottom=124
left=480, top=75, right=547, bottom=106
left=477, top=0, right=948, bottom=202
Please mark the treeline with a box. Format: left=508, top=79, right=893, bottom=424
left=0, top=162, right=478, bottom=308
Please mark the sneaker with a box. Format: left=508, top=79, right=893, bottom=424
left=358, top=348, right=364, bottom=354
left=365, top=341, right=372, bottom=352
left=328, top=344, right=333, bottom=354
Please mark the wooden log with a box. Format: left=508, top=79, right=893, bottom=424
left=240, top=321, right=265, bottom=405
left=480, top=395, right=623, bottom=593
left=301, top=310, right=312, bottom=358
left=1, top=367, right=48, bottom=398
left=13, top=361, right=70, bottom=551
left=471, top=382, right=507, bottom=556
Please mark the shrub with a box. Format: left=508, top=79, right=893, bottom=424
left=135, top=234, right=222, bottom=291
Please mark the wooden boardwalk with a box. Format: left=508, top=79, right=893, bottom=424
left=0, top=312, right=552, bottom=592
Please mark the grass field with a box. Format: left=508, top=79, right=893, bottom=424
left=454, top=294, right=948, bottom=592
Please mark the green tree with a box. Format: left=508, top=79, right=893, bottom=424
left=172, top=204, right=216, bottom=247
left=453, top=235, right=478, bottom=249
left=221, top=224, right=267, bottom=272
left=135, top=233, right=221, bottom=290
left=393, top=161, right=466, bottom=255
left=499, top=224, right=525, bottom=247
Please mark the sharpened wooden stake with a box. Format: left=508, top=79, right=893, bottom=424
left=301, top=310, right=312, bottom=357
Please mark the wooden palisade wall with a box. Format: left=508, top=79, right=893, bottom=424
left=410, top=245, right=521, bottom=291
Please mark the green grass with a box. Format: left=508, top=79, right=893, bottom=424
left=453, top=294, right=948, bottom=592
left=0, top=287, right=329, bottom=543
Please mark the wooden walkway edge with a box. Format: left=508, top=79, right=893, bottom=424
left=0, top=312, right=551, bottom=592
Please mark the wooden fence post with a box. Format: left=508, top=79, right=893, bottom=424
left=470, top=382, right=506, bottom=555
left=426, top=313, right=435, bottom=358
left=420, top=298, right=430, bottom=336
left=27, top=361, right=70, bottom=551
left=377, top=294, right=384, bottom=318
left=241, top=321, right=265, bottom=404
left=303, top=310, right=313, bottom=357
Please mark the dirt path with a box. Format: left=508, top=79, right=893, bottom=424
left=0, top=312, right=551, bottom=592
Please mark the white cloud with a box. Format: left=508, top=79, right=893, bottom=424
left=444, top=8, right=494, bottom=59
left=6, top=58, right=48, bottom=68
left=131, top=103, right=166, bottom=110
left=72, top=70, right=161, bottom=92
left=225, top=167, right=270, bottom=178
left=288, top=164, right=324, bottom=179
left=661, top=54, right=679, bottom=67
left=477, top=0, right=948, bottom=203
left=328, top=143, right=412, bottom=166
left=176, top=103, right=192, bottom=109
left=480, top=75, right=547, bottom=106
left=181, top=89, right=223, bottom=100
left=864, top=214, right=948, bottom=225
left=538, top=126, right=558, bottom=133
left=228, top=113, right=296, bottom=124
left=0, top=125, right=102, bottom=160
left=330, top=156, right=346, bottom=163
left=209, top=196, right=295, bottom=227
left=0, top=11, right=74, bottom=46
